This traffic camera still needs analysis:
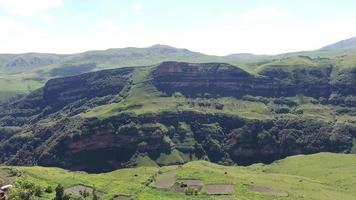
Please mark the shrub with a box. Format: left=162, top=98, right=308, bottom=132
left=273, top=98, right=298, bottom=107
left=184, top=186, right=195, bottom=195
left=8, top=178, right=43, bottom=200
left=274, top=107, right=290, bottom=114
left=45, top=186, right=53, bottom=193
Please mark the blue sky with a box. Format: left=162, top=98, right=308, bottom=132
left=0, top=0, right=356, bottom=55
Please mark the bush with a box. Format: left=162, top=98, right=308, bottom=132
left=184, top=186, right=196, bottom=195
left=274, top=107, right=290, bottom=114
left=242, top=95, right=270, bottom=104
left=273, top=98, right=298, bottom=107
left=45, top=186, right=53, bottom=193
left=214, top=103, right=224, bottom=110
left=8, top=178, right=43, bottom=200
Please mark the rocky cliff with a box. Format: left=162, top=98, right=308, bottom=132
left=153, top=61, right=333, bottom=98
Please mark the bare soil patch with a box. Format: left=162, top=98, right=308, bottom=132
left=177, top=179, right=204, bottom=186
left=249, top=185, right=288, bottom=197
left=206, top=184, right=235, bottom=195
left=172, top=179, right=204, bottom=193
left=64, top=185, right=105, bottom=197
left=113, top=195, right=133, bottom=200
left=154, top=171, right=177, bottom=189
left=0, top=169, right=14, bottom=184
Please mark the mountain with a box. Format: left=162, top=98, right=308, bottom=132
left=0, top=53, right=64, bottom=73
left=0, top=39, right=355, bottom=174
left=0, top=45, right=219, bottom=74
left=2, top=38, right=356, bottom=103
left=0, top=45, right=228, bottom=102
left=320, top=37, right=356, bottom=50
left=0, top=60, right=355, bottom=172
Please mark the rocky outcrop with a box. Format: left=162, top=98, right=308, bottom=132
left=42, top=67, right=133, bottom=110
left=152, top=61, right=332, bottom=98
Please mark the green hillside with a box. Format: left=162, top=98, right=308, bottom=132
left=1, top=153, right=356, bottom=200
left=0, top=45, right=229, bottom=102
left=2, top=42, right=356, bottom=103
left=0, top=39, right=355, bottom=199
left=0, top=59, right=355, bottom=172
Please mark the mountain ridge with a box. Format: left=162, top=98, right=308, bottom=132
left=0, top=60, right=355, bottom=172
left=320, top=37, right=356, bottom=51
left=1, top=36, right=356, bottom=75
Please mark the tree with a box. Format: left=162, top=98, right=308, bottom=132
left=54, top=184, right=70, bottom=200
left=92, top=186, right=100, bottom=200
left=54, top=184, right=64, bottom=200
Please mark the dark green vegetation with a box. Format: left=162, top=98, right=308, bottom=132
left=1, top=153, right=356, bottom=200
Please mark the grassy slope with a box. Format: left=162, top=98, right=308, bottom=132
left=2, top=46, right=355, bottom=102
left=2, top=153, right=356, bottom=200
left=80, top=64, right=355, bottom=123
left=80, top=65, right=272, bottom=120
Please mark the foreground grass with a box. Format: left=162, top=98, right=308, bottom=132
left=1, top=153, right=356, bottom=200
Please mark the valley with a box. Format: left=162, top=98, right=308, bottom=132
left=0, top=38, right=356, bottom=199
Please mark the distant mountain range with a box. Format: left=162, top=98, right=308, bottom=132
left=1, top=36, right=356, bottom=74
left=0, top=36, right=356, bottom=102
left=320, top=37, right=356, bottom=50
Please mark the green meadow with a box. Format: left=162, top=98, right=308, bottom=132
left=2, top=153, right=356, bottom=200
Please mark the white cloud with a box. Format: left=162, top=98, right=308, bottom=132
left=132, top=2, right=143, bottom=15
left=0, top=16, right=51, bottom=52
left=0, top=0, right=62, bottom=16
left=240, top=5, right=287, bottom=24
left=96, top=20, right=121, bottom=33
left=142, top=16, right=356, bottom=56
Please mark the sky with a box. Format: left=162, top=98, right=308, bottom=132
left=0, top=0, right=356, bottom=55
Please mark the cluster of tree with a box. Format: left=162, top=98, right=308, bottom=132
left=8, top=179, right=100, bottom=200
left=8, top=178, right=44, bottom=200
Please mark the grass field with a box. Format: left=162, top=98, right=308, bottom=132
left=1, top=153, right=356, bottom=200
